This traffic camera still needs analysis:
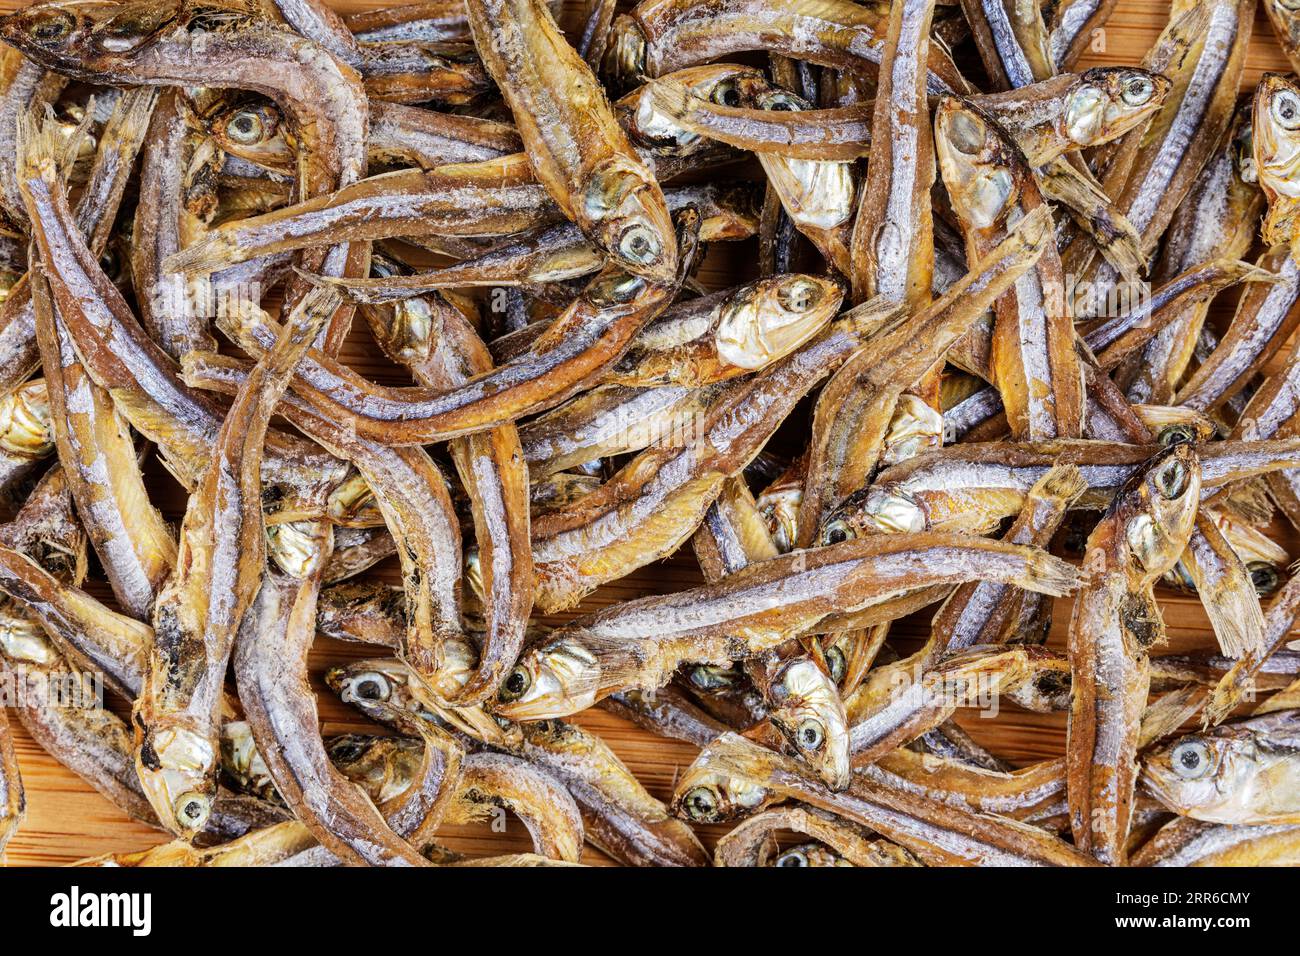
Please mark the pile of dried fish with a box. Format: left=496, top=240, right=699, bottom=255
left=0, top=0, right=1297, bottom=868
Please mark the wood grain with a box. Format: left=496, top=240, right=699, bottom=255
left=2, top=0, right=1298, bottom=866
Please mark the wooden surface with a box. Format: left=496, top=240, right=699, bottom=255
left=3, top=0, right=1299, bottom=866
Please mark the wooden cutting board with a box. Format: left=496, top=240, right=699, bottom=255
left=2, top=0, right=1296, bottom=866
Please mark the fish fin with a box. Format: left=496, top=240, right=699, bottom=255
left=1138, top=685, right=1206, bottom=748
left=1214, top=477, right=1276, bottom=526
left=1029, top=463, right=1087, bottom=511
left=1036, top=158, right=1144, bottom=283
left=1016, top=549, right=1081, bottom=597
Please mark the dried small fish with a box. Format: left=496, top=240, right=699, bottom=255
left=467, top=0, right=676, bottom=281
left=603, top=0, right=972, bottom=95
left=1141, top=709, right=1300, bottom=824
left=715, top=804, right=919, bottom=867
left=497, top=532, right=1078, bottom=719
left=1067, top=444, right=1201, bottom=864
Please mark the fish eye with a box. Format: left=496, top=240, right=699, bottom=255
left=1272, top=89, right=1300, bottom=131
left=616, top=223, right=660, bottom=265
left=946, top=110, right=986, bottom=155
left=28, top=11, right=75, bottom=43
left=711, top=80, right=741, bottom=107
left=682, top=785, right=720, bottom=821
left=173, top=791, right=212, bottom=830
left=775, top=848, right=809, bottom=866
left=499, top=665, right=532, bottom=702
left=822, top=518, right=855, bottom=545
left=759, top=91, right=802, bottom=112
left=1153, top=459, right=1189, bottom=500
left=225, top=109, right=266, bottom=146
left=1120, top=75, right=1155, bottom=106
left=1170, top=739, right=1214, bottom=779
left=587, top=272, right=646, bottom=306
left=328, top=738, right=366, bottom=763
left=687, top=664, right=736, bottom=690
left=825, top=646, right=846, bottom=684
left=346, top=672, right=391, bottom=703
left=795, top=718, right=826, bottom=752
left=777, top=278, right=822, bottom=312
left=1156, top=423, right=1197, bottom=447
left=1247, top=561, right=1281, bottom=596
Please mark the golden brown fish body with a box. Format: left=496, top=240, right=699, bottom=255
left=1263, top=0, right=1300, bottom=75
left=29, top=92, right=176, bottom=622
left=1141, top=710, right=1300, bottom=825
left=604, top=0, right=971, bottom=95
left=130, top=90, right=221, bottom=361
left=674, top=732, right=1099, bottom=865
left=937, top=98, right=1084, bottom=442
left=797, top=207, right=1053, bottom=547
left=693, top=476, right=850, bottom=790
left=716, top=805, right=919, bottom=867
left=968, top=68, right=1169, bottom=167
left=1123, top=101, right=1261, bottom=405
left=1049, top=0, right=1119, bottom=71
left=520, top=383, right=715, bottom=478
left=467, top=0, right=676, bottom=282
left=828, top=437, right=1300, bottom=538
left=359, top=279, right=530, bottom=706
left=193, top=214, right=699, bottom=448
left=1067, top=444, right=1201, bottom=864
left=849, top=0, right=935, bottom=308
left=1133, top=815, right=1300, bottom=866
left=1072, top=0, right=1251, bottom=310
left=643, top=77, right=871, bottom=161
left=497, top=531, right=1078, bottom=720
left=843, top=645, right=1048, bottom=768
left=527, top=295, right=893, bottom=612
left=933, top=464, right=1084, bottom=652
left=960, top=0, right=1054, bottom=91
left=133, top=287, right=338, bottom=839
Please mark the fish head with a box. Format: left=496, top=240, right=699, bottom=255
left=603, top=14, right=648, bottom=92
left=206, top=96, right=293, bottom=170
left=1264, top=0, right=1300, bottom=47
left=1246, top=560, right=1283, bottom=597
left=493, top=636, right=600, bottom=720
left=327, top=734, right=424, bottom=804
left=879, top=394, right=945, bottom=466
left=328, top=659, right=428, bottom=724
left=935, top=97, right=1020, bottom=230
left=1230, top=98, right=1258, bottom=185
left=715, top=274, right=843, bottom=371
left=0, top=607, right=58, bottom=665
left=135, top=718, right=219, bottom=838
left=1114, top=444, right=1201, bottom=580
left=771, top=843, right=849, bottom=867
left=1254, top=74, right=1300, bottom=201
left=0, top=0, right=184, bottom=74
left=671, top=761, right=773, bottom=824
left=823, top=486, right=926, bottom=541
left=757, top=484, right=802, bottom=553
left=265, top=519, right=330, bottom=578
left=1068, top=68, right=1170, bottom=147
left=767, top=657, right=850, bottom=790
left=582, top=156, right=678, bottom=282
left=0, top=379, right=53, bottom=459
left=625, top=64, right=765, bottom=153
left=1141, top=729, right=1257, bottom=821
